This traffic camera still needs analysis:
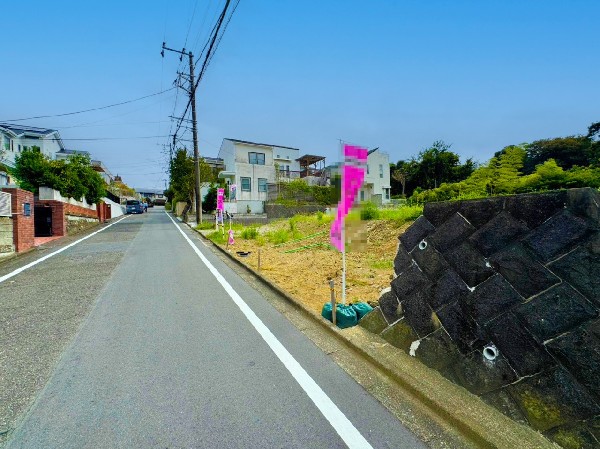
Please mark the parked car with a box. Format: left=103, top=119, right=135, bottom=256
left=126, top=200, right=144, bottom=214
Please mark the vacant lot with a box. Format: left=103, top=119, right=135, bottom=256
left=199, top=208, right=420, bottom=313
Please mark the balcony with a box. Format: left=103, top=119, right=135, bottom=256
left=277, top=170, right=301, bottom=180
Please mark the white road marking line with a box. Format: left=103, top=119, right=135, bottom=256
left=0, top=215, right=130, bottom=285
left=166, top=212, right=373, bottom=449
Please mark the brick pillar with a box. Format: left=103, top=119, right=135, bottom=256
left=97, top=203, right=105, bottom=223
left=51, top=203, right=66, bottom=236
left=1, top=188, right=35, bottom=252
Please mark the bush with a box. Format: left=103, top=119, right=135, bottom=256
left=360, top=202, right=380, bottom=220
left=241, top=227, right=259, bottom=239
left=12, top=148, right=105, bottom=203
left=267, top=229, right=290, bottom=244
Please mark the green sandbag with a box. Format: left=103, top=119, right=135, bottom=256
left=321, top=303, right=358, bottom=329
left=351, top=302, right=373, bottom=320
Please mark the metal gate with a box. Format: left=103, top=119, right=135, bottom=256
left=34, top=206, right=53, bottom=237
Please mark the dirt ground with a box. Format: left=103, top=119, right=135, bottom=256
left=202, top=216, right=410, bottom=314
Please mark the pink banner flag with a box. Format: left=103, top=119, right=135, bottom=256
left=217, top=188, right=225, bottom=211
left=330, top=144, right=368, bottom=251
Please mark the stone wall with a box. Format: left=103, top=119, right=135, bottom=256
left=0, top=216, right=13, bottom=253
left=265, top=204, right=326, bottom=219
left=360, top=188, right=600, bottom=447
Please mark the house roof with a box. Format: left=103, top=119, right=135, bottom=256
left=0, top=123, right=65, bottom=150
left=368, top=147, right=379, bottom=155
left=225, top=138, right=299, bottom=151
left=0, top=123, right=58, bottom=137
left=297, top=154, right=325, bottom=164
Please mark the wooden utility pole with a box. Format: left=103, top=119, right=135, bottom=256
left=188, top=51, right=202, bottom=224
left=162, top=43, right=202, bottom=224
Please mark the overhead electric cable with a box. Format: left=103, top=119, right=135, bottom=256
left=1, top=87, right=177, bottom=122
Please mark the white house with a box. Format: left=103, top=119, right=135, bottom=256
left=217, top=138, right=300, bottom=213
left=360, top=148, right=391, bottom=205
left=0, top=124, right=65, bottom=185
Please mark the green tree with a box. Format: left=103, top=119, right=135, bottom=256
left=203, top=184, right=218, bottom=211
left=169, top=148, right=195, bottom=205
left=391, top=141, right=474, bottom=197
left=12, top=146, right=57, bottom=193
left=12, top=147, right=104, bottom=202
left=523, top=136, right=593, bottom=173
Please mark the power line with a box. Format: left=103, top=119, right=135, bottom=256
left=1, top=87, right=177, bottom=122
left=51, top=135, right=171, bottom=141
left=172, top=0, right=235, bottom=139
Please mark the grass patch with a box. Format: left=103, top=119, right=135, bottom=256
left=378, top=205, right=423, bottom=225
left=369, top=259, right=393, bottom=270
left=206, top=230, right=227, bottom=244
left=241, top=227, right=259, bottom=239
left=195, top=221, right=217, bottom=230
left=266, top=229, right=291, bottom=245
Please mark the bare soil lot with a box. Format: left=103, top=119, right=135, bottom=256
left=201, top=214, right=411, bottom=313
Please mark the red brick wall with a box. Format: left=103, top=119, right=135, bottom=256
left=64, top=203, right=99, bottom=219
left=1, top=188, right=35, bottom=252
left=35, top=200, right=98, bottom=236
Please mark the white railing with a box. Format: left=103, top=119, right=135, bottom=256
left=0, top=191, right=11, bottom=217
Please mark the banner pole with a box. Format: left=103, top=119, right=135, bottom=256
left=341, top=215, right=346, bottom=304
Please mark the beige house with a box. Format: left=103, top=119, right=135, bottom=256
left=217, top=138, right=300, bottom=213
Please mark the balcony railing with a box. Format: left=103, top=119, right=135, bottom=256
left=277, top=170, right=301, bottom=180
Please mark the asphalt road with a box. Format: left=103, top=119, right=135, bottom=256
left=2, top=208, right=426, bottom=449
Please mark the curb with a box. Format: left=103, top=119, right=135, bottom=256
left=183, top=219, right=555, bottom=449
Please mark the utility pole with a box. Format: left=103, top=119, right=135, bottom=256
left=188, top=51, right=202, bottom=224
left=162, top=43, right=202, bottom=224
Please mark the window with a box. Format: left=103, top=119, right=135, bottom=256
left=360, top=190, right=365, bottom=201
left=258, top=178, right=267, bottom=192
left=367, top=165, right=369, bottom=174
left=379, top=164, right=383, bottom=178
left=18, top=144, right=21, bottom=152
left=385, top=188, right=390, bottom=200
left=248, top=152, right=265, bottom=165
left=241, top=177, right=251, bottom=191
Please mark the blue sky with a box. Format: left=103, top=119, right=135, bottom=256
left=3, top=0, right=599, bottom=190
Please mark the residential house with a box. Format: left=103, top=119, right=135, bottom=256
left=135, top=188, right=166, bottom=205
left=361, top=148, right=391, bottom=205
left=217, top=138, right=300, bottom=213
left=0, top=124, right=65, bottom=185
left=323, top=147, right=391, bottom=205
left=91, top=160, right=114, bottom=184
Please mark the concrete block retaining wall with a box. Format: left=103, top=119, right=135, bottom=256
left=360, top=188, right=600, bottom=447
left=265, top=204, right=326, bottom=219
